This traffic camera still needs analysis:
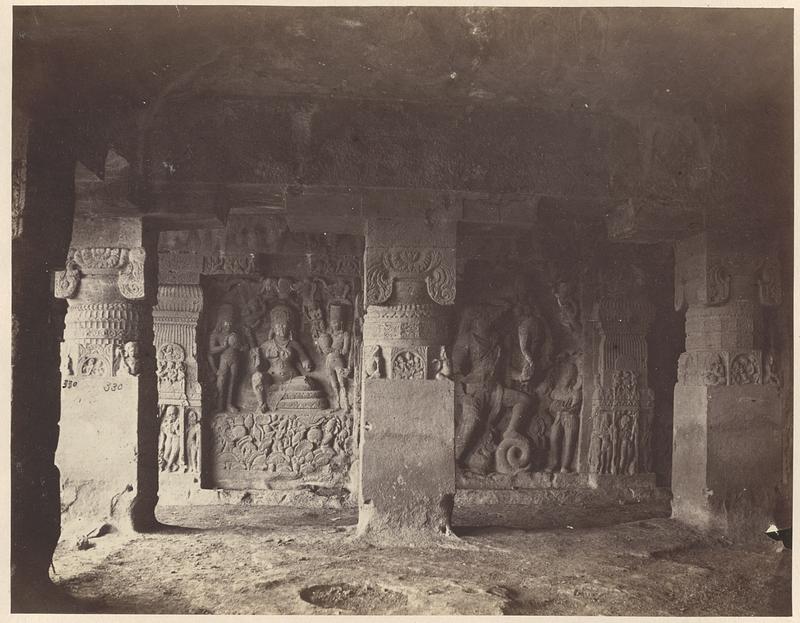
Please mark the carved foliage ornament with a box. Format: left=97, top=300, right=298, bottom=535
left=366, top=247, right=455, bottom=306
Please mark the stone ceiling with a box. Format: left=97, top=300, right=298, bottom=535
left=13, top=7, right=793, bottom=234
left=14, top=6, right=791, bottom=116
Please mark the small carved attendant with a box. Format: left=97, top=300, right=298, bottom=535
left=545, top=361, right=582, bottom=473
left=317, top=305, right=352, bottom=412
left=432, top=345, right=453, bottom=381
left=366, top=345, right=384, bottom=379
left=594, top=410, right=614, bottom=474
left=159, top=405, right=181, bottom=472
left=208, top=304, right=245, bottom=413
left=185, top=410, right=201, bottom=473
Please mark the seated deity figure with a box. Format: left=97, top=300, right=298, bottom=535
left=316, top=304, right=351, bottom=412
left=545, top=360, right=583, bottom=473
left=453, top=306, right=533, bottom=475
left=251, top=304, right=327, bottom=412
left=208, top=304, right=245, bottom=413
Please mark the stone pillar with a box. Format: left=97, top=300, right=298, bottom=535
left=12, top=112, right=75, bottom=608
left=672, top=230, right=782, bottom=536
left=585, top=259, right=656, bottom=481
left=358, top=216, right=456, bottom=539
left=54, top=217, right=159, bottom=535
left=154, top=283, right=204, bottom=494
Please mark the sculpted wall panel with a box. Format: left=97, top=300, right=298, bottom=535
left=200, top=266, right=362, bottom=489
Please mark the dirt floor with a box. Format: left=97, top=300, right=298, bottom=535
left=45, top=501, right=791, bottom=616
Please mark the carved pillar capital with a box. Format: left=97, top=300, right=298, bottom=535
left=54, top=246, right=147, bottom=301
left=674, top=230, right=781, bottom=311
left=364, top=217, right=456, bottom=306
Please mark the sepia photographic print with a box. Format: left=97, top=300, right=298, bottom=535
left=9, top=3, right=793, bottom=617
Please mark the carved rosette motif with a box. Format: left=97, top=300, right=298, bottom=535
left=365, top=247, right=456, bottom=306
left=390, top=347, right=428, bottom=380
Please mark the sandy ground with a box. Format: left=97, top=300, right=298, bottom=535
left=45, top=502, right=791, bottom=616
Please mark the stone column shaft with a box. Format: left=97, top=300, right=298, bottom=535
left=54, top=218, right=159, bottom=535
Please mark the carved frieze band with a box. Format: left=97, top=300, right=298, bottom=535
left=54, top=247, right=147, bottom=301
left=362, top=304, right=451, bottom=344
left=589, top=370, right=654, bottom=475
left=63, top=302, right=141, bottom=342
left=365, top=247, right=456, bottom=306
left=677, top=349, right=767, bottom=386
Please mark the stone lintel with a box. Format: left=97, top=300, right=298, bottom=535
left=606, top=198, right=703, bottom=243
left=75, top=151, right=141, bottom=218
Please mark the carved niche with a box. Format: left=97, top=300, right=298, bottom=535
left=158, top=404, right=202, bottom=474
left=201, top=264, right=361, bottom=489
left=452, top=258, right=585, bottom=482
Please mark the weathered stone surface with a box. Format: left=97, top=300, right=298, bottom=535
left=673, top=384, right=781, bottom=536
left=359, top=380, right=455, bottom=538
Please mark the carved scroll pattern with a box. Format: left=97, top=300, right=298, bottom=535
left=365, top=247, right=455, bottom=306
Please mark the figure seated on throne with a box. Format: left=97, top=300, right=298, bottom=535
left=250, top=304, right=328, bottom=412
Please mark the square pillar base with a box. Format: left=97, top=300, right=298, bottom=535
left=672, top=384, right=782, bottom=539
left=358, top=379, right=455, bottom=541
left=57, top=377, right=158, bottom=536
